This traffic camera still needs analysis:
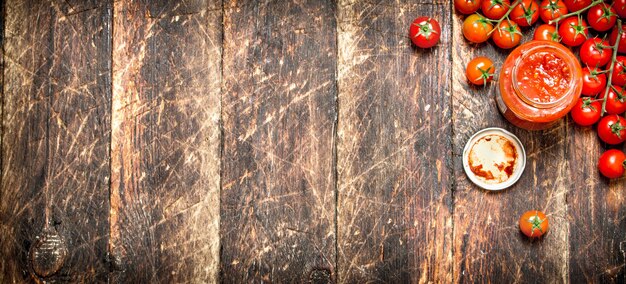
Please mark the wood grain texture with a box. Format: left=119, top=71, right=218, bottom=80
left=220, top=0, right=337, bottom=282
left=336, top=1, right=453, bottom=282
left=0, top=5, right=4, bottom=280
left=0, top=0, right=111, bottom=282
left=567, top=124, right=626, bottom=282
left=110, top=0, right=221, bottom=282
left=1, top=1, right=625, bottom=282
left=451, top=18, right=569, bottom=283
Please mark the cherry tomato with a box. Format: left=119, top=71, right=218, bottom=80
left=582, top=67, right=607, bottom=96
left=511, top=0, right=539, bottom=27
left=598, top=149, right=626, bottom=179
left=492, top=20, right=522, bottom=49
left=563, top=0, right=591, bottom=12
left=599, top=86, right=626, bottom=115
left=587, top=3, right=617, bottom=32
left=558, top=16, right=588, bottom=47
left=609, top=25, right=626, bottom=54
left=466, top=57, right=496, bottom=86
left=409, top=17, right=441, bottom=48
left=463, top=14, right=493, bottom=43
left=482, top=0, right=511, bottom=20
left=610, top=56, right=626, bottom=87
left=579, top=38, right=612, bottom=67
left=597, top=115, right=626, bottom=145
left=615, top=0, right=626, bottom=19
left=455, top=0, right=483, bottom=14
left=570, top=97, right=601, bottom=126
left=539, top=0, right=568, bottom=24
left=533, top=24, right=560, bottom=42
left=519, top=210, right=549, bottom=238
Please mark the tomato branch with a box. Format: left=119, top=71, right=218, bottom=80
left=601, top=19, right=622, bottom=116
left=549, top=0, right=604, bottom=25
left=592, top=68, right=611, bottom=75
left=487, top=0, right=523, bottom=36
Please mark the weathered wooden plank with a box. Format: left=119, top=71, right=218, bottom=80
left=0, top=0, right=111, bottom=282
left=336, top=0, right=453, bottom=282
left=110, top=0, right=221, bottom=282
left=451, top=17, right=569, bottom=283
left=220, top=0, right=337, bottom=282
left=567, top=126, right=626, bottom=281
left=0, top=6, right=4, bottom=278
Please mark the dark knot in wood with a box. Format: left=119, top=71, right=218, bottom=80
left=309, top=268, right=332, bottom=284
left=29, top=226, right=67, bottom=278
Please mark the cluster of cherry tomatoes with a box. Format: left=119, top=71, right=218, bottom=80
left=455, top=0, right=626, bottom=238
left=409, top=1, right=626, bottom=238
left=463, top=0, right=626, bottom=239
left=453, top=0, right=626, bottom=181
left=461, top=0, right=626, bottom=87
left=458, top=0, right=626, bottom=48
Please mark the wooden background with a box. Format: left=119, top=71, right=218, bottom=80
left=0, top=0, right=624, bottom=283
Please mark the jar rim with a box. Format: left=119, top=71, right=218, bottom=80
left=511, top=44, right=577, bottom=109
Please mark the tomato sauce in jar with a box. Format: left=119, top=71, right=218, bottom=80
left=497, top=41, right=583, bottom=130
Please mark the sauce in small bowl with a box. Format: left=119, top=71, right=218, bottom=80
left=462, top=128, right=526, bottom=190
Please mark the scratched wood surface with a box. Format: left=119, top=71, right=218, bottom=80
left=567, top=122, right=626, bottom=283
left=1, top=0, right=625, bottom=283
left=110, top=0, right=221, bottom=282
left=336, top=0, right=453, bottom=282
left=0, top=0, right=112, bottom=282
left=220, top=0, right=337, bottom=282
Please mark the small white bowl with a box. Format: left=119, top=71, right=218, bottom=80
left=462, top=127, right=526, bottom=191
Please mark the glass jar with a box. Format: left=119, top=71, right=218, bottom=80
left=497, top=40, right=583, bottom=130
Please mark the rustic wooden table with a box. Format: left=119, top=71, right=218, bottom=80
left=1, top=0, right=625, bottom=283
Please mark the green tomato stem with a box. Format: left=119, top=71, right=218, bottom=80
left=601, top=20, right=622, bottom=116
left=487, top=0, right=523, bottom=36
left=549, top=0, right=604, bottom=25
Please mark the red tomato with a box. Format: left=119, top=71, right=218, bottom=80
left=463, top=14, right=493, bottom=43
left=598, top=86, right=626, bottom=115
left=610, top=56, right=626, bottom=87
left=598, top=149, right=626, bottom=179
left=539, top=0, right=568, bottom=24
left=597, top=115, right=626, bottom=145
left=609, top=25, right=626, bottom=54
left=571, top=97, right=601, bottom=126
left=409, top=17, right=441, bottom=48
left=615, top=0, right=626, bottom=18
left=455, top=0, right=483, bottom=14
left=466, top=57, right=496, bottom=86
left=563, top=0, right=591, bottom=12
left=587, top=3, right=617, bottom=32
left=533, top=24, right=560, bottom=42
left=511, top=0, right=540, bottom=27
left=519, top=210, right=549, bottom=238
left=559, top=16, right=588, bottom=46
left=493, top=20, right=522, bottom=49
left=582, top=67, right=607, bottom=96
left=579, top=38, right=612, bottom=67
left=482, top=0, right=511, bottom=20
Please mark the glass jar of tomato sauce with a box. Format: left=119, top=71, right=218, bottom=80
left=497, top=40, right=583, bottom=130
